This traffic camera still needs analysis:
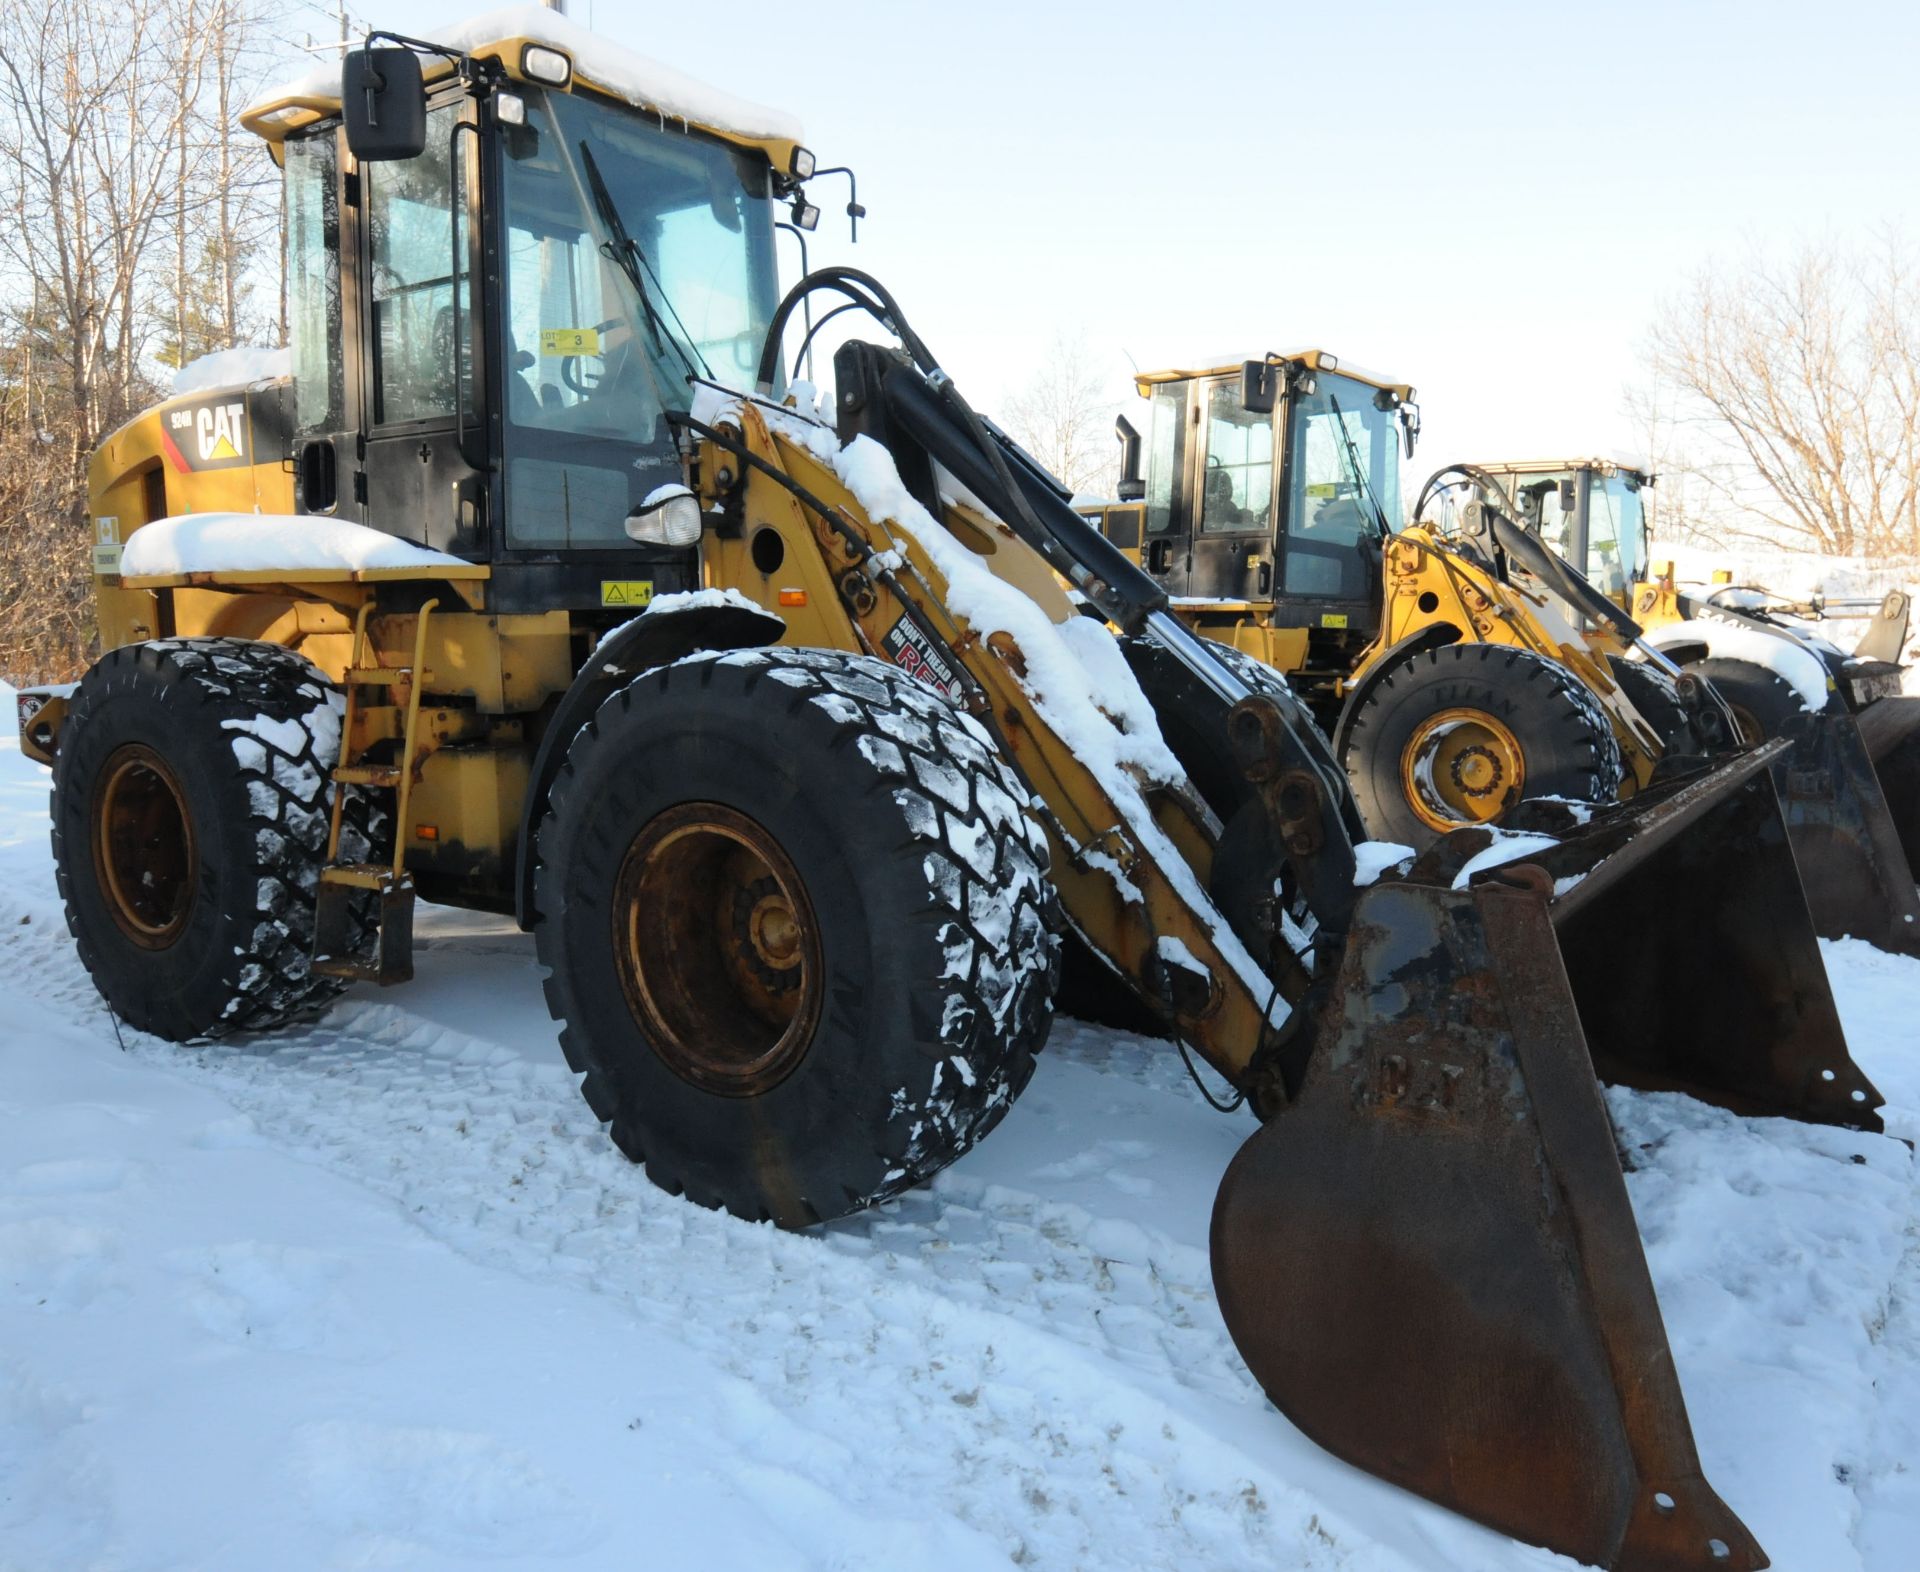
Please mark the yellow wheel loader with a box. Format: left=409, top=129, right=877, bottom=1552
left=15, top=23, right=1893, bottom=1569
left=1465, top=454, right=1920, bottom=885
left=1093, top=357, right=1704, bottom=843
left=1421, top=460, right=1920, bottom=958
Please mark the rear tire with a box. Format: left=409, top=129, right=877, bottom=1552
left=51, top=638, right=382, bottom=1040
left=1342, top=644, right=1623, bottom=847
left=1685, top=657, right=1804, bottom=745
left=533, top=648, right=1058, bottom=1228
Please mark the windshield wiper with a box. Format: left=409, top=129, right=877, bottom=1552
left=576, top=140, right=706, bottom=385
left=1326, top=394, right=1393, bottom=540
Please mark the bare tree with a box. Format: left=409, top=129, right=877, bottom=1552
left=0, top=0, right=277, bottom=680
left=1001, top=332, right=1123, bottom=499
left=1641, top=235, right=1920, bottom=558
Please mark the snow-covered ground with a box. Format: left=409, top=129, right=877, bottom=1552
left=4, top=688, right=1919, bottom=1572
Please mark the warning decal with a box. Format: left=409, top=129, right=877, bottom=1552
left=881, top=616, right=957, bottom=698
left=600, top=580, right=655, bottom=608
left=92, top=516, right=122, bottom=575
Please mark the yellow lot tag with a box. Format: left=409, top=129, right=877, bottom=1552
left=541, top=327, right=601, bottom=356
left=1320, top=612, right=1349, bottom=629
left=600, top=580, right=654, bottom=608
left=1305, top=482, right=1338, bottom=499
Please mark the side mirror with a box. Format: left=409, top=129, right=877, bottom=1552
left=343, top=46, right=427, bottom=162
left=1240, top=360, right=1277, bottom=415
left=1114, top=415, right=1144, bottom=502
left=1557, top=476, right=1578, bottom=513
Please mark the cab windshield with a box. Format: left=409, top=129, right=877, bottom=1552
left=1510, top=469, right=1648, bottom=597
left=498, top=86, right=779, bottom=548
left=1587, top=472, right=1648, bottom=595
left=1282, top=371, right=1402, bottom=596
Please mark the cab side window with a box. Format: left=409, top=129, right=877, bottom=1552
left=1199, top=378, right=1272, bottom=534
left=1143, top=383, right=1188, bottom=536
left=365, top=105, right=471, bottom=425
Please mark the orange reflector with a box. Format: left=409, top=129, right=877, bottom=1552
left=778, top=589, right=808, bottom=607
left=415, top=825, right=439, bottom=841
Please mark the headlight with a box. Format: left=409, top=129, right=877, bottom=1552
left=625, top=485, right=702, bottom=547
left=790, top=146, right=816, bottom=181
left=521, top=44, right=573, bottom=87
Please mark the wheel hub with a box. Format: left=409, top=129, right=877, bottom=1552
left=1448, top=744, right=1506, bottom=799
left=91, top=743, right=196, bottom=948
left=1402, top=708, right=1526, bottom=834
left=612, top=802, right=822, bottom=1097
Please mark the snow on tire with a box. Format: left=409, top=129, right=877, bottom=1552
left=50, top=637, right=383, bottom=1040
left=532, top=646, right=1059, bottom=1229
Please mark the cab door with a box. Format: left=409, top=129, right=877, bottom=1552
left=354, top=96, right=488, bottom=557
left=1187, top=375, right=1277, bottom=601
left=1138, top=379, right=1194, bottom=595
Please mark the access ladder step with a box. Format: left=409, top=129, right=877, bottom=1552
left=319, top=861, right=400, bottom=890
left=313, top=869, right=416, bottom=987
left=333, top=764, right=404, bottom=788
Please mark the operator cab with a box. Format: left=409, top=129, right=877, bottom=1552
left=1465, top=459, right=1653, bottom=605
left=249, top=25, right=815, bottom=615
left=1108, top=353, right=1417, bottom=674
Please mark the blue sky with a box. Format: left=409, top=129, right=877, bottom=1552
left=323, top=0, right=1920, bottom=474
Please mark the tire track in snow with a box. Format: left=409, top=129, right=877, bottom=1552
left=0, top=889, right=1454, bottom=1572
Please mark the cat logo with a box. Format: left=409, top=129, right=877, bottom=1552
left=162, top=398, right=251, bottom=472
left=195, top=402, right=247, bottom=463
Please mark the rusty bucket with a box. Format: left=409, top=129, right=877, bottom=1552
left=1211, top=742, right=1883, bottom=1570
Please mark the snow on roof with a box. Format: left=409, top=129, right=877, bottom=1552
left=170, top=347, right=291, bottom=398
left=246, top=6, right=802, bottom=146
left=1136, top=349, right=1412, bottom=396
left=121, top=514, right=471, bottom=578
left=1481, top=454, right=1657, bottom=479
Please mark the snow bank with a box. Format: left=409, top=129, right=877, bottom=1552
left=248, top=6, right=802, bottom=144
left=1642, top=618, right=1832, bottom=712
left=120, top=515, right=470, bottom=577
left=170, top=346, right=290, bottom=397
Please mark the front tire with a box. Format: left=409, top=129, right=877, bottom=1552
left=1342, top=643, right=1623, bottom=846
left=51, top=638, right=381, bottom=1040
left=533, top=648, right=1058, bottom=1228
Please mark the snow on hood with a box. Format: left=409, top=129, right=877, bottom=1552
left=1643, top=618, right=1833, bottom=713
left=171, top=347, right=290, bottom=397
left=121, top=515, right=470, bottom=577
left=248, top=6, right=802, bottom=145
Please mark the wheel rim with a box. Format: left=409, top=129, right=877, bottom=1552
left=611, top=802, right=822, bottom=1097
left=1725, top=703, right=1765, bottom=746
left=1401, top=708, right=1525, bottom=834
left=91, top=743, right=196, bottom=948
